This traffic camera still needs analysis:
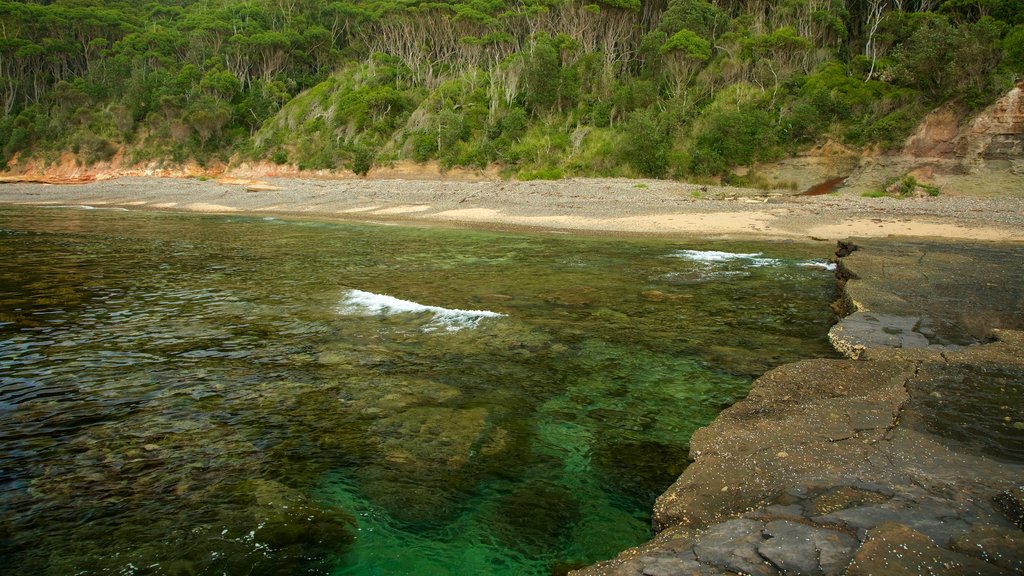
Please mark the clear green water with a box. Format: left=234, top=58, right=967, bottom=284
left=0, top=206, right=838, bottom=575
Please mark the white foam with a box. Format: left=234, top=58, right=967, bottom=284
left=671, top=249, right=763, bottom=262
left=748, top=257, right=783, bottom=267
left=338, top=289, right=504, bottom=332
left=671, top=250, right=836, bottom=272
left=48, top=205, right=129, bottom=211
left=801, top=260, right=838, bottom=271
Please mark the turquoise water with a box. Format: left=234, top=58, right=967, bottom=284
left=0, top=206, right=838, bottom=575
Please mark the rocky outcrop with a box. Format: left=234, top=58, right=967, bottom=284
left=957, top=80, right=1024, bottom=172
left=573, top=239, right=1024, bottom=576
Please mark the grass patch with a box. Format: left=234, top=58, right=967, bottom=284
left=518, top=167, right=564, bottom=181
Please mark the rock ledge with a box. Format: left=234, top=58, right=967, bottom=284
left=574, top=239, right=1024, bottom=576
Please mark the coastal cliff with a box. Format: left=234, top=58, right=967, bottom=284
left=574, top=239, right=1024, bottom=576
left=760, top=79, right=1024, bottom=197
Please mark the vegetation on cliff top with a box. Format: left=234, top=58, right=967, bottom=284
left=1, top=0, right=1022, bottom=180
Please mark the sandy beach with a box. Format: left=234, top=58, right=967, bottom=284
left=2, top=175, right=1023, bottom=242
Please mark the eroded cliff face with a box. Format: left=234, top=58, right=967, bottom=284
left=762, top=80, right=1024, bottom=196
left=956, top=80, right=1024, bottom=171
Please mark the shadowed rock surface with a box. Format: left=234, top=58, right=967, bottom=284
left=574, top=238, right=1024, bottom=576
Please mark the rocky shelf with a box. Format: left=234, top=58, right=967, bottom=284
left=574, top=238, right=1024, bottom=576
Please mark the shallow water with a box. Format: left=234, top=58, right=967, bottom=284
left=0, top=206, right=838, bottom=575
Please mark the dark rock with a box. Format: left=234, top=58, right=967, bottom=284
left=637, top=555, right=705, bottom=576
left=993, top=486, right=1024, bottom=530
left=693, top=519, right=777, bottom=576
left=758, top=520, right=856, bottom=575
left=815, top=499, right=971, bottom=548
left=805, top=484, right=890, bottom=516
left=951, top=524, right=1024, bottom=573
left=829, top=313, right=931, bottom=355
left=845, top=522, right=1014, bottom=576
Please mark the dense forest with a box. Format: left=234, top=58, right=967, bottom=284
left=1, top=0, right=1022, bottom=180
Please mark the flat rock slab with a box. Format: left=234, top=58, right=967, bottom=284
left=574, top=240, right=1024, bottom=576
left=836, top=239, right=1024, bottom=347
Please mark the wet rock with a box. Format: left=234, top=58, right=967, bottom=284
left=814, top=496, right=972, bottom=548
left=640, top=290, right=691, bottom=302
left=368, top=406, right=490, bottom=468
left=758, top=520, right=856, bottom=575
left=542, top=285, right=600, bottom=305
left=805, top=485, right=890, bottom=516
left=345, top=377, right=460, bottom=415
left=637, top=552, right=726, bottom=576
left=829, top=312, right=931, bottom=356
left=951, top=524, right=1024, bottom=573
left=692, top=519, right=777, bottom=576
left=845, top=522, right=1013, bottom=576
left=592, top=307, right=630, bottom=323
left=904, top=363, right=1024, bottom=463
left=237, top=478, right=356, bottom=551
left=993, top=486, right=1024, bottom=530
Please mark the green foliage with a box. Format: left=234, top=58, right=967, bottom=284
left=887, top=13, right=1006, bottom=105
left=1003, top=25, right=1024, bottom=73
left=657, top=0, right=726, bottom=40
left=0, top=0, right=1017, bottom=180
left=876, top=174, right=941, bottom=197
left=619, top=108, right=670, bottom=178
left=688, top=92, right=781, bottom=175
left=660, top=30, right=712, bottom=60
left=525, top=35, right=561, bottom=112
left=517, top=167, right=564, bottom=180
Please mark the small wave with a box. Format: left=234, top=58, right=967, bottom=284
left=671, top=250, right=763, bottom=262
left=338, top=289, right=504, bottom=332
left=801, top=260, right=837, bottom=271
left=47, top=205, right=129, bottom=211
left=671, top=250, right=835, bottom=272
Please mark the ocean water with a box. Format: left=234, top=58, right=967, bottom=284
left=0, top=206, right=838, bottom=575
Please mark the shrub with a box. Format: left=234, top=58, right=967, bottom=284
left=518, top=167, right=564, bottom=180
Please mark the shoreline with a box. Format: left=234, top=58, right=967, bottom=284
left=2, top=175, right=1023, bottom=242
left=576, top=238, right=1024, bottom=576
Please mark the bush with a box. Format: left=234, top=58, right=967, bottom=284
left=350, top=145, right=374, bottom=176
left=688, top=105, right=779, bottom=175
left=620, top=108, right=670, bottom=177
left=870, top=174, right=941, bottom=197
left=518, top=167, right=564, bottom=180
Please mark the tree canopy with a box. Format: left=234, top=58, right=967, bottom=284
left=1, top=0, right=1021, bottom=178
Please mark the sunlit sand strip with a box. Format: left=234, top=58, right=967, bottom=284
left=806, top=219, right=1023, bottom=241
left=433, top=208, right=777, bottom=235
left=337, top=205, right=384, bottom=213
left=184, top=202, right=239, bottom=212
left=371, top=204, right=432, bottom=215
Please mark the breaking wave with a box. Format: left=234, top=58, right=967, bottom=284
left=670, top=250, right=835, bottom=271
left=338, top=289, right=505, bottom=332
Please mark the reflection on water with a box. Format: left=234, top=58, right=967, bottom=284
left=0, top=206, right=838, bottom=575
